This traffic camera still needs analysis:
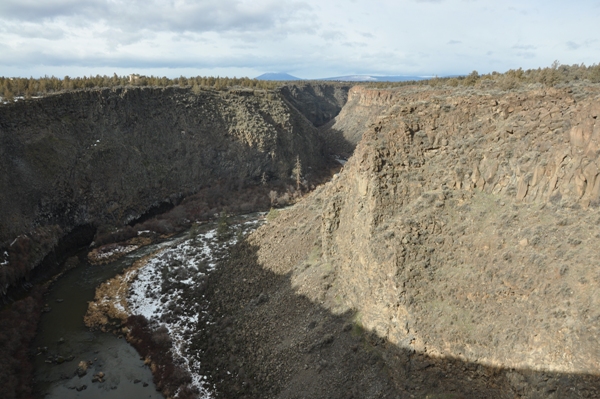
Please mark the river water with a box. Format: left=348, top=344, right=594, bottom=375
left=31, top=240, right=178, bottom=399
left=31, top=213, right=264, bottom=398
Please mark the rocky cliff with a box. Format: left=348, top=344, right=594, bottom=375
left=278, top=83, right=351, bottom=128
left=0, top=85, right=347, bottom=294
left=249, top=83, right=600, bottom=397
left=317, top=85, right=404, bottom=156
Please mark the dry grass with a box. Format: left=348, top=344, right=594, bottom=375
left=87, top=236, right=153, bottom=265
left=84, top=248, right=165, bottom=330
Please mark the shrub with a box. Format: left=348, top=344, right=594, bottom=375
left=266, top=208, right=280, bottom=222
left=94, top=226, right=137, bottom=246
left=125, top=315, right=195, bottom=398
left=216, top=213, right=232, bottom=242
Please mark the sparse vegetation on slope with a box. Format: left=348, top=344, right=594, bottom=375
left=2, top=66, right=600, bottom=398
left=0, top=83, right=344, bottom=295
left=246, top=82, right=600, bottom=397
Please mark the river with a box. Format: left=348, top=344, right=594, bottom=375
left=31, top=239, right=178, bottom=398
left=31, top=213, right=264, bottom=398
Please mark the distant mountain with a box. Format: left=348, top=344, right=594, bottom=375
left=255, top=73, right=434, bottom=82
left=255, top=72, right=302, bottom=81
left=320, top=75, right=429, bottom=82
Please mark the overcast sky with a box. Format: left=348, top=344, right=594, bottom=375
left=1, top=0, right=599, bottom=79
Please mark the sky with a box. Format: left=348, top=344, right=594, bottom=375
left=0, top=0, right=599, bottom=79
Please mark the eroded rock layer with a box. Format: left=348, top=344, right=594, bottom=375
left=250, top=83, right=600, bottom=396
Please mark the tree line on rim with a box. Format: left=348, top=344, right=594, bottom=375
left=0, top=74, right=280, bottom=102
left=1, top=61, right=600, bottom=102
left=364, top=61, right=600, bottom=90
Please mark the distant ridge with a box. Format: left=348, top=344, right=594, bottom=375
left=255, top=73, right=435, bottom=82
left=320, top=75, right=429, bottom=82
left=255, top=72, right=302, bottom=81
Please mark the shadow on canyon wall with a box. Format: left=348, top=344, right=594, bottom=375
left=318, top=122, right=359, bottom=158
left=196, top=239, right=600, bottom=399
left=279, top=83, right=351, bottom=128
left=0, top=84, right=353, bottom=296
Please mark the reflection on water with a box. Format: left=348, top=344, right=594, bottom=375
left=32, top=242, right=174, bottom=399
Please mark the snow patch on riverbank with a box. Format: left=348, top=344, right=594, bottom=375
left=96, top=244, right=139, bottom=260
left=128, top=217, right=263, bottom=397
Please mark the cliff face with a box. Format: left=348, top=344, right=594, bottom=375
left=278, top=83, right=351, bottom=127
left=251, top=83, right=600, bottom=394
left=318, top=85, right=404, bottom=156
left=0, top=85, right=341, bottom=293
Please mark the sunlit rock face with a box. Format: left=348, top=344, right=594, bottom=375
left=251, top=84, right=600, bottom=382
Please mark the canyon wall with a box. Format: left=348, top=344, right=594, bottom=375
left=318, top=85, right=406, bottom=156
left=0, top=85, right=347, bottom=294
left=278, top=82, right=351, bottom=128
left=251, top=83, right=600, bottom=396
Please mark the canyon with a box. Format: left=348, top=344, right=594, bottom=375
left=0, top=83, right=349, bottom=295
left=1, top=80, right=600, bottom=398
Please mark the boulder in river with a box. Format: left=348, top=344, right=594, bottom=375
left=76, top=361, right=88, bottom=377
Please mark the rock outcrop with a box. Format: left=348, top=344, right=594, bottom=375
left=250, top=83, right=600, bottom=397
left=0, top=85, right=345, bottom=294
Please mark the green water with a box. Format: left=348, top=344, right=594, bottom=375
left=31, top=240, right=178, bottom=399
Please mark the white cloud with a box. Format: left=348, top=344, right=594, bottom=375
left=0, top=0, right=311, bottom=32
left=0, top=0, right=599, bottom=78
left=512, top=45, right=537, bottom=50
left=321, top=30, right=345, bottom=42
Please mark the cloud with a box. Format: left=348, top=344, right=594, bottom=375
left=0, top=20, right=66, bottom=39
left=512, top=44, right=536, bottom=50
left=565, top=39, right=597, bottom=50
left=511, top=45, right=536, bottom=60
left=1, top=0, right=600, bottom=79
left=342, top=41, right=368, bottom=48
left=516, top=52, right=536, bottom=59
left=320, top=30, right=344, bottom=41
left=0, top=0, right=314, bottom=35
left=0, top=0, right=106, bottom=21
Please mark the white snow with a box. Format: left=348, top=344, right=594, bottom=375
left=95, top=244, right=139, bottom=260
left=127, top=217, right=263, bottom=398
left=0, top=251, right=8, bottom=266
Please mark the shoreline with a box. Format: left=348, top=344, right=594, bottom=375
left=84, top=215, right=264, bottom=398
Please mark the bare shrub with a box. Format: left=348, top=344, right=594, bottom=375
left=269, top=190, right=278, bottom=206
left=140, top=219, right=175, bottom=235
left=152, top=325, right=172, bottom=347
left=125, top=315, right=195, bottom=398
left=94, top=226, right=137, bottom=246
left=278, top=192, right=290, bottom=206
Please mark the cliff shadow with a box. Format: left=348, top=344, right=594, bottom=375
left=278, top=83, right=351, bottom=128
left=317, top=119, right=357, bottom=159
left=195, top=239, right=600, bottom=399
